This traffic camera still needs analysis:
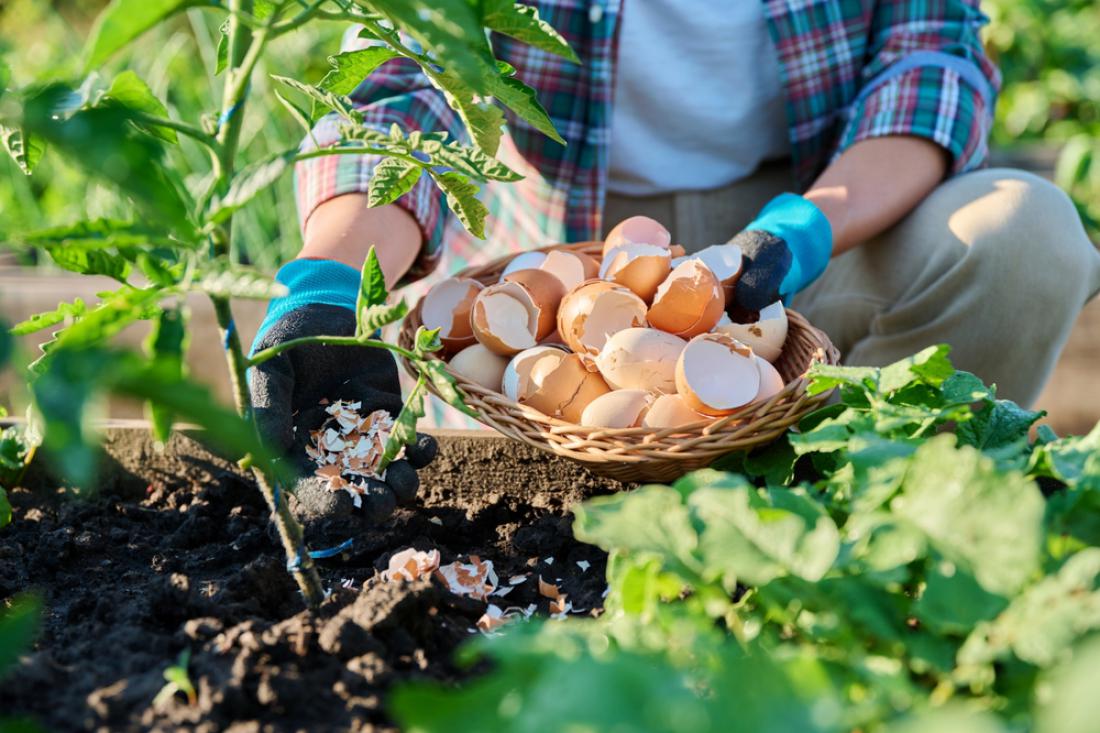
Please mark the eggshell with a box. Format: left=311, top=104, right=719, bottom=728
left=672, top=243, right=743, bottom=305
left=502, top=346, right=568, bottom=401
left=642, top=393, right=713, bottom=429
left=580, top=389, right=655, bottom=428
left=595, top=327, right=687, bottom=393
left=599, top=243, right=672, bottom=302
left=754, top=355, right=785, bottom=403
left=448, top=343, right=509, bottom=391
left=471, top=283, right=539, bottom=356
left=421, top=277, right=484, bottom=355
left=500, top=251, right=548, bottom=281
left=502, top=268, right=567, bottom=340
left=538, top=250, right=600, bottom=293
left=647, top=259, right=725, bottom=338
left=714, top=301, right=788, bottom=363
left=557, top=280, right=649, bottom=367
left=675, top=333, right=761, bottom=416
left=603, top=215, right=672, bottom=257
left=523, top=353, right=612, bottom=423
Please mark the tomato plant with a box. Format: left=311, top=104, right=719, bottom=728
left=0, top=0, right=573, bottom=609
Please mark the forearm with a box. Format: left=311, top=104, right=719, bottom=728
left=299, top=195, right=423, bottom=289
left=804, top=136, right=950, bottom=255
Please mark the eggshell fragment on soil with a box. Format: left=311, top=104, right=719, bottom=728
left=502, top=345, right=568, bottom=401
left=647, top=259, right=725, bottom=339
left=522, top=353, right=612, bottom=423
left=434, top=555, right=499, bottom=601
left=382, top=548, right=441, bottom=582
left=499, top=250, right=548, bottom=280
left=595, top=327, right=687, bottom=393
left=599, top=243, right=672, bottom=302
left=715, top=301, right=788, bottom=363
left=537, top=249, right=600, bottom=293
left=580, top=389, right=655, bottom=428
left=754, top=355, right=786, bottom=403
left=603, top=215, right=672, bottom=257
left=642, top=393, right=713, bottom=429
left=421, top=277, right=483, bottom=355
left=675, top=334, right=761, bottom=416
left=448, top=343, right=509, bottom=392
left=557, top=280, right=648, bottom=365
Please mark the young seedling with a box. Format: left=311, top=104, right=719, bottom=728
left=0, top=0, right=575, bottom=609
left=153, top=649, right=197, bottom=708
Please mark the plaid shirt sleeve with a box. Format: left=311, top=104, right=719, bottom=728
left=295, top=47, right=462, bottom=281
left=834, top=0, right=1002, bottom=175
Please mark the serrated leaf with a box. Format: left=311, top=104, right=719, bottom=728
left=11, top=299, right=87, bottom=336
left=807, top=362, right=879, bottom=396
left=206, top=151, right=293, bottom=225
left=100, top=70, right=177, bottom=143
left=428, top=140, right=521, bottom=182
left=367, top=156, right=422, bottom=207
left=358, top=301, right=408, bottom=334
left=144, top=305, right=188, bottom=442
left=482, top=0, right=579, bottom=62
left=413, top=326, right=442, bottom=356
left=430, top=68, right=505, bottom=155
left=19, top=219, right=182, bottom=250
left=430, top=170, right=487, bottom=238
left=46, top=244, right=132, bottom=283
left=192, top=263, right=288, bottom=300
left=85, top=0, right=202, bottom=71
left=378, top=376, right=425, bottom=473
left=273, top=89, right=316, bottom=137
left=421, top=360, right=476, bottom=416
left=878, top=345, right=955, bottom=393
left=271, top=75, right=360, bottom=123
left=354, top=246, right=389, bottom=337
left=489, top=61, right=564, bottom=145
left=0, top=125, right=45, bottom=175
left=136, top=252, right=183, bottom=287
left=956, top=399, right=1043, bottom=453
left=320, top=47, right=400, bottom=96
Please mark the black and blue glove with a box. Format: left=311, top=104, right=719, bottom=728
left=730, top=193, right=833, bottom=312
left=248, top=259, right=436, bottom=523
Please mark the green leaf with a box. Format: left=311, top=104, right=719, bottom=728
left=482, top=0, right=580, bottom=62
left=378, top=376, right=426, bottom=473
left=206, top=151, right=293, bottom=225
left=19, top=219, right=182, bottom=250
left=320, top=47, right=400, bottom=96
left=421, top=359, right=477, bottom=417
left=0, top=487, right=10, bottom=528
left=1035, top=636, right=1100, bottom=733
left=891, top=435, right=1044, bottom=596
left=85, top=0, right=202, bottom=71
left=430, top=68, right=505, bottom=155
left=428, top=139, right=521, bottom=182
left=10, top=299, right=87, bottom=336
left=806, top=362, right=880, bottom=396
left=413, top=326, right=443, bottom=356
left=0, top=594, right=40, bottom=675
left=192, top=262, right=288, bottom=300
left=273, top=89, right=316, bottom=136
left=878, top=345, right=955, bottom=393
left=430, top=170, right=488, bottom=238
left=1032, top=422, right=1100, bottom=492
left=0, top=125, right=45, bottom=175
left=102, top=70, right=177, bottom=143
left=144, top=306, right=188, bottom=442
left=367, top=156, right=422, bottom=207
left=271, top=75, right=360, bottom=123
left=913, top=558, right=1009, bottom=636
left=358, top=301, right=409, bottom=334
left=489, top=62, right=564, bottom=145
left=956, top=399, right=1043, bottom=453
left=45, top=244, right=132, bottom=283
left=355, top=246, right=389, bottom=337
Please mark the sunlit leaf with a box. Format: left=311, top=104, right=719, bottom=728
left=271, top=75, right=360, bottom=123
left=192, top=262, right=288, bottom=300
left=206, top=151, right=294, bottom=225
left=489, top=61, right=564, bottom=145
left=18, top=219, right=183, bottom=250
left=368, top=156, right=422, bottom=207
left=10, top=299, right=88, bottom=336
left=85, top=0, right=204, bottom=70
left=320, top=47, right=400, bottom=96
left=0, top=125, right=45, bottom=175
left=102, top=70, right=177, bottom=143
left=358, top=301, right=408, bottom=335
left=482, top=0, right=579, bottom=62
left=45, top=245, right=132, bottom=283
left=378, top=376, right=425, bottom=473
left=355, top=246, right=388, bottom=337
left=429, top=68, right=505, bottom=155
left=430, top=170, right=488, bottom=238
left=420, top=359, right=477, bottom=417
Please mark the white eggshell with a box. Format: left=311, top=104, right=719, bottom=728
left=754, top=355, right=785, bottom=403
left=675, top=334, right=761, bottom=416
left=502, top=346, right=568, bottom=401
left=641, top=393, right=712, bottom=429
left=595, top=327, right=687, bottom=393
left=448, top=343, right=510, bottom=392
left=499, top=251, right=548, bottom=281
left=714, top=301, right=788, bottom=363
left=580, top=389, right=655, bottom=428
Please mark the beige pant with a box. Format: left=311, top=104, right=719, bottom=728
left=604, top=164, right=1100, bottom=407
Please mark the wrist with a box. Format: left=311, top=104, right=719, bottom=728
left=250, top=259, right=361, bottom=354
left=746, top=193, right=833, bottom=298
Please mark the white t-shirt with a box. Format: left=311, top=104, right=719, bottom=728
left=607, top=1, right=791, bottom=196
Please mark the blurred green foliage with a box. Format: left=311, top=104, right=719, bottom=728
left=1, top=0, right=1096, bottom=267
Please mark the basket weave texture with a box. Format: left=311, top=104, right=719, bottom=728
left=399, top=241, right=841, bottom=483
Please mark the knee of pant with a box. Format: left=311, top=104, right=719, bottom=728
left=955, top=169, right=1098, bottom=303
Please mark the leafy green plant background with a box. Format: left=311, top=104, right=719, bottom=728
left=1, top=0, right=1094, bottom=269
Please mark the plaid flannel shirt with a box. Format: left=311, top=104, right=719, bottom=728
left=296, top=0, right=1001, bottom=283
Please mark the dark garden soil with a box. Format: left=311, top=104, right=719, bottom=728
left=0, top=428, right=622, bottom=732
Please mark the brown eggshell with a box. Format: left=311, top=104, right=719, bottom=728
left=537, top=250, right=600, bottom=293
left=603, top=216, right=672, bottom=257
left=642, top=393, right=713, bottom=429
left=714, top=301, right=788, bottom=363
left=523, top=353, right=612, bottom=423
left=502, top=268, right=567, bottom=341
left=499, top=251, right=548, bottom=281
left=673, top=244, right=744, bottom=306
left=754, top=355, right=786, bottom=403
left=470, top=283, right=539, bottom=356
left=421, top=278, right=484, bottom=355
left=594, top=327, right=687, bottom=393
left=448, top=343, right=510, bottom=392
left=599, top=243, right=672, bottom=303
left=675, top=333, right=761, bottom=416
left=647, top=260, right=725, bottom=338
left=557, top=280, right=649, bottom=367
left=580, top=389, right=655, bottom=428
left=502, top=345, right=568, bottom=401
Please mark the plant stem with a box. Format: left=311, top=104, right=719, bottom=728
left=247, top=333, right=418, bottom=369
left=130, top=113, right=217, bottom=147
left=293, top=146, right=423, bottom=167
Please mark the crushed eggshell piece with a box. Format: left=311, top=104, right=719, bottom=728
left=477, top=604, right=510, bottom=632
left=435, top=556, right=499, bottom=600
left=577, top=560, right=591, bottom=572
left=538, top=576, right=562, bottom=599
left=307, top=401, right=397, bottom=509
left=383, top=548, right=441, bottom=582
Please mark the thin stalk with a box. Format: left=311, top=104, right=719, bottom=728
left=248, top=334, right=418, bottom=369
left=130, top=113, right=217, bottom=147
left=294, top=146, right=423, bottom=167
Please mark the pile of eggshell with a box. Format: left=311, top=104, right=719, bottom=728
left=420, top=216, right=789, bottom=429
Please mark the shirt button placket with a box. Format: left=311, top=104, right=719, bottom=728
left=588, top=3, right=604, bottom=24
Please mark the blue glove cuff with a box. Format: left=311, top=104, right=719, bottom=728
left=746, top=193, right=833, bottom=299
left=250, top=259, right=361, bottom=355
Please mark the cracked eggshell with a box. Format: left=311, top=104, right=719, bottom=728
left=538, top=250, right=600, bottom=293
left=499, top=251, right=548, bottom=281
left=502, top=268, right=567, bottom=341
left=642, top=393, right=713, bottom=429
left=501, top=346, right=568, bottom=401
left=523, top=353, right=612, bottom=423
left=672, top=243, right=743, bottom=305
left=421, top=278, right=484, bottom=355
left=603, top=215, right=672, bottom=257
left=754, top=355, right=786, bottom=403
left=595, top=327, right=687, bottom=393
left=557, top=280, right=649, bottom=366
left=599, top=243, right=673, bottom=303
left=471, top=282, right=540, bottom=356
left=580, top=389, right=655, bottom=428
left=675, top=333, right=761, bottom=416
left=647, top=259, right=725, bottom=339
left=448, top=343, right=510, bottom=392
left=715, top=301, right=788, bottom=363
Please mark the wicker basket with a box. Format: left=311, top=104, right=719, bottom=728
left=398, top=241, right=840, bottom=483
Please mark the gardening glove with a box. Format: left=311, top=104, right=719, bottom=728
left=729, top=193, right=833, bottom=312
left=248, top=259, right=437, bottom=523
